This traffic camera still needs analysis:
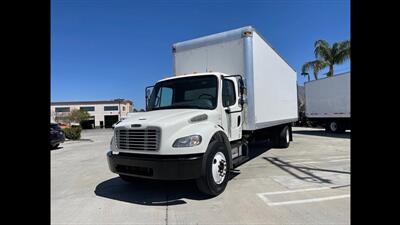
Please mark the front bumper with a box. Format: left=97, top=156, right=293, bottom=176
left=107, top=151, right=204, bottom=180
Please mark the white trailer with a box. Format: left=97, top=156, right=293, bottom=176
left=305, top=72, right=351, bottom=132
left=173, top=26, right=298, bottom=131
left=107, top=26, right=298, bottom=196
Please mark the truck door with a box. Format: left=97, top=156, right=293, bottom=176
left=221, top=77, right=242, bottom=141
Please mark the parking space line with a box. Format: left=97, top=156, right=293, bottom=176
left=324, top=155, right=350, bottom=159
left=329, top=159, right=350, bottom=162
left=257, top=186, right=332, bottom=196
left=267, top=195, right=350, bottom=206
left=290, top=158, right=350, bottom=165
left=257, top=185, right=350, bottom=207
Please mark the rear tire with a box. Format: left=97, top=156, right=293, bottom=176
left=272, top=125, right=290, bottom=148
left=326, top=121, right=345, bottom=133
left=196, top=141, right=230, bottom=196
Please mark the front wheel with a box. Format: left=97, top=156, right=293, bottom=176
left=196, top=141, right=230, bottom=196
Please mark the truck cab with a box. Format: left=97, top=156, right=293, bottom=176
left=108, top=72, right=246, bottom=196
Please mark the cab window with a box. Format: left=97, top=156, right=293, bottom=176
left=222, top=79, right=236, bottom=107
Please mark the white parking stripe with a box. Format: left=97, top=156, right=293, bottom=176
left=329, top=159, right=350, bottom=162
left=257, top=186, right=333, bottom=196
left=257, top=185, right=350, bottom=207
left=290, top=158, right=350, bottom=165
left=324, top=155, right=350, bottom=159
left=267, top=195, right=350, bottom=206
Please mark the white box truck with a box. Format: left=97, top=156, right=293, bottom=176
left=305, top=72, right=351, bottom=133
left=107, top=26, right=298, bottom=196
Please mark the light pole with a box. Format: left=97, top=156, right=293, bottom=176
left=301, top=72, right=310, bottom=82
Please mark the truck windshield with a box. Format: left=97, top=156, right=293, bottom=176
left=148, top=75, right=218, bottom=111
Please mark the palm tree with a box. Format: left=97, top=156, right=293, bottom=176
left=301, top=39, right=350, bottom=79
left=314, top=39, right=350, bottom=77
left=301, top=59, right=328, bottom=80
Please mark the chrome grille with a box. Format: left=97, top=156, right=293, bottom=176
left=116, top=128, right=160, bottom=151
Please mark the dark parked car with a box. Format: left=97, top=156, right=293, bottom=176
left=50, top=123, right=65, bottom=149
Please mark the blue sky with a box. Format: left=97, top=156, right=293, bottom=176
left=51, top=0, right=350, bottom=109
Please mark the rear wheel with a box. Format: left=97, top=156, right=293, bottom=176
left=326, top=121, right=345, bottom=133
left=196, top=141, right=230, bottom=196
left=272, top=125, right=290, bottom=148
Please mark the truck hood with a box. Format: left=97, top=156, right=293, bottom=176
left=116, top=109, right=214, bottom=129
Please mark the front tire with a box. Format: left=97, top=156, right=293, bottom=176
left=196, top=141, right=230, bottom=196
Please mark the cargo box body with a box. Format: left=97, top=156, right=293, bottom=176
left=305, top=72, right=350, bottom=118
left=172, top=26, right=298, bottom=131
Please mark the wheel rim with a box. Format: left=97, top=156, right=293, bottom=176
left=211, top=152, right=227, bottom=184
left=330, top=122, right=337, bottom=131
left=286, top=129, right=289, bottom=143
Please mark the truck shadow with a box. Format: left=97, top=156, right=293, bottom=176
left=292, top=129, right=350, bottom=139
left=94, top=177, right=209, bottom=206
left=94, top=141, right=272, bottom=206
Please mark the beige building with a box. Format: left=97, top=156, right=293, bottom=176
left=51, top=99, right=133, bottom=128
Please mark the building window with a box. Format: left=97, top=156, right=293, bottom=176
left=80, top=106, right=95, bottom=111
left=55, top=107, right=70, bottom=112
left=123, top=106, right=126, bottom=111
left=104, top=106, right=118, bottom=111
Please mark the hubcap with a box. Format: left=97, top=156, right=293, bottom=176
left=212, top=152, right=227, bottom=184
left=330, top=122, right=337, bottom=131
left=286, top=129, right=289, bottom=143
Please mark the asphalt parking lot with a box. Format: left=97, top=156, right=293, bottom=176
left=51, top=127, right=350, bottom=225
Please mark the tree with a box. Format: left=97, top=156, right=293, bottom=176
left=139, top=109, right=145, bottom=112
left=301, top=60, right=328, bottom=80
left=301, top=39, right=350, bottom=79
left=314, top=39, right=350, bottom=77
left=67, top=109, right=91, bottom=124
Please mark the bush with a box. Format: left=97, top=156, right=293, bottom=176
left=64, top=126, right=82, bottom=140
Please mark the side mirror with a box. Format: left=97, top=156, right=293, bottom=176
left=146, top=89, right=151, bottom=98
left=145, top=86, right=154, bottom=111
left=225, top=107, right=231, bottom=113
left=239, top=79, right=245, bottom=95
left=239, top=97, right=245, bottom=107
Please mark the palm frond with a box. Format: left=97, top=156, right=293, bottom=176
left=301, top=61, right=315, bottom=73
left=302, top=60, right=328, bottom=80
left=334, top=40, right=350, bottom=64
left=314, top=40, right=331, bottom=60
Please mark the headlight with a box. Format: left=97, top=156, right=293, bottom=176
left=173, top=135, right=202, bottom=148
